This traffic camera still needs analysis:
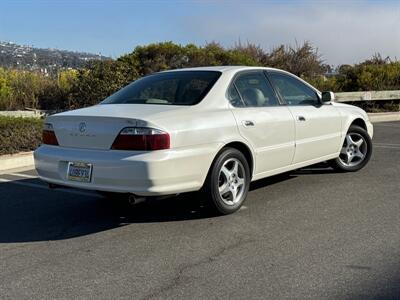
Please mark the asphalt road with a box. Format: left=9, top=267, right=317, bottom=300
left=0, top=122, right=399, bottom=300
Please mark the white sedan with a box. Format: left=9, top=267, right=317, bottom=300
left=34, top=66, right=373, bottom=214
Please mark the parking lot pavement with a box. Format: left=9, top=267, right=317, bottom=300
left=0, top=122, right=399, bottom=299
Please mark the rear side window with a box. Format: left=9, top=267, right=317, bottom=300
left=227, top=85, right=244, bottom=107
left=268, top=72, right=319, bottom=106
left=102, top=71, right=221, bottom=106
left=230, top=72, right=280, bottom=107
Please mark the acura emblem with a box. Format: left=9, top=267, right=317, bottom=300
left=79, top=122, right=86, bottom=133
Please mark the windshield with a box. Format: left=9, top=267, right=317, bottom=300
left=101, top=71, right=221, bottom=106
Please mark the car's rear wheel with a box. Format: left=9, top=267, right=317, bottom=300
left=329, top=125, right=372, bottom=172
left=204, top=148, right=250, bottom=215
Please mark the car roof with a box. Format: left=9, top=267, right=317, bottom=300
left=160, top=66, right=280, bottom=73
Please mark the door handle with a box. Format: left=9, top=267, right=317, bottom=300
left=242, top=120, right=255, bottom=127
left=297, top=116, right=306, bottom=122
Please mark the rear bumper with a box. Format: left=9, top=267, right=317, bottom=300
left=34, top=144, right=219, bottom=196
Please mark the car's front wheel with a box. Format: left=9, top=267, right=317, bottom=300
left=204, top=148, right=250, bottom=215
left=329, top=125, right=372, bottom=172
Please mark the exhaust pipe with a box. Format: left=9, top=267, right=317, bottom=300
left=127, top=194, right=146, bottom=206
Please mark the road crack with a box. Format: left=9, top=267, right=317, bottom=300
left=142, top=237, right=255, bottom=300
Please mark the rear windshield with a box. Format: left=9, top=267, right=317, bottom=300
left=101, top=71, right=221, bottom=106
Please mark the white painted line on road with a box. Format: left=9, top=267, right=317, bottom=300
left=0, top=166, right=34, bottom=175
left=374, top=143, right=400, bottom=146
left=0, top=177, right=102, bottom=198
left=374, top=145, right=400, bottom=149
left=374, top=124, right=400, bottom=128
left=8, top=173, right=37, bottom=179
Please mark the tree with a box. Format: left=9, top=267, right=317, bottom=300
left=264, top=41, right=325, bottom=77
left=71, top=60, right=136, bottom=108
left=0, top=68, right=13, bottom=110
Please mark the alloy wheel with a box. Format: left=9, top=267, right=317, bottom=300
left=338, top=132, right=368, bottom=167
left=218, top=158, right=246, bottom=206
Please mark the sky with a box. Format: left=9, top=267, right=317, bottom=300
left=0, top=0, right=399, bottom=66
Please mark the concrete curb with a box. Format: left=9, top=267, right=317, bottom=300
left=0, top=151, right=34, bottom=172
left=368, top=112, right=400, bottom=123
left=0, top=113, right=399, bottom=172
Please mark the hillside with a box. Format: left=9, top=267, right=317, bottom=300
left=0, top=41, right=111, bottom=74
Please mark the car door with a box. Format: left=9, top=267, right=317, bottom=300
left=267, top=70, right=342, bottom=164
left=228, top=71, right=296, bottom=176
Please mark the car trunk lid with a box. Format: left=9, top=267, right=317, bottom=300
left=46, top=104, right=185, bottom=150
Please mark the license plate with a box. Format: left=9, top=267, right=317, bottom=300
left=67, top=162, right=92, bottom=182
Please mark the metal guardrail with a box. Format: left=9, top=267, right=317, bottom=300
left=335, top=90, right=400, bottom=102
left=0, top=110, right=44, bottom=118
left=0, top=108, right=58, bottom=118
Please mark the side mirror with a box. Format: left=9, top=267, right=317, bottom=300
left=321, top=91, right=335, bottom=103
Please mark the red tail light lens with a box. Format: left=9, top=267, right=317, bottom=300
left=42, top=123, right=59, bottom=146
left=111, top=127, right=170, bottom=151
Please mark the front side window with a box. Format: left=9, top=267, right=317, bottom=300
left=268, top=71, right=319, bottom=106
left=102, top=71, right=221, bottom=106
left=230, top=72, right=280, bottom=107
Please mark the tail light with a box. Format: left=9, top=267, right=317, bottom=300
left=42, top=123, right=59, bottom=146
left=111, top=127, right=170, bottom=151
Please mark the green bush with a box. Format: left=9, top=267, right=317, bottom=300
left=0, top=116, right=43, bottom=155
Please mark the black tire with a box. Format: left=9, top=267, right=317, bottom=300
left=329, top=125, right=372, bottom=172
left=203, top=148, right=250, bottom=215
